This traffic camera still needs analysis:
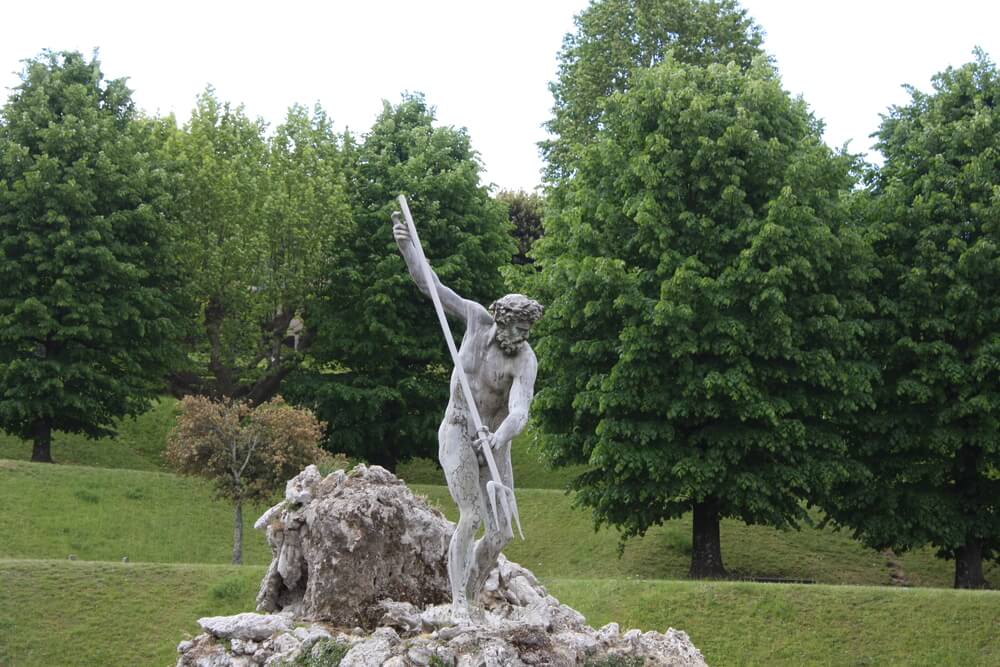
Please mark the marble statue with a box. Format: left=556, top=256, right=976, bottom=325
left=392, top=199, right=543, bottom=624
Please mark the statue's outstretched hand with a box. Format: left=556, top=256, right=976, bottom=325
left=392, top=211, right=410, bottom=246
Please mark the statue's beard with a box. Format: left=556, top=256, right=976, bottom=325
left=496, top=328, right=524, bottom=356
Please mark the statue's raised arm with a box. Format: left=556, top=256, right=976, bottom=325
left=392, top=211, right=490, bottom=326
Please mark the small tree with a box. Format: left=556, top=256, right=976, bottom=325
left=166, top=395, right=325, bottom=564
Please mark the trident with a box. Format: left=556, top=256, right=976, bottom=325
left=396, top=194, right=524, bottom=540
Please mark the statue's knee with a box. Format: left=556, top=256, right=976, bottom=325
left=456, top=515, right=480, bottom=540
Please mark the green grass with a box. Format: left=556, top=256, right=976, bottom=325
left=548, top=579, right=1000, bottom=667
left=413, top=485, right=973, bottom=587
left=0, top=459, right=272, bottom=565
left=4, top=456, right=974, bottom=587
left=0, top=559, right=264, bottom=667
left=0, top=396, right=177, bottom=471
left=1, top=559, right=996, bottom=667
left=2, top=399, right=998, bottom=666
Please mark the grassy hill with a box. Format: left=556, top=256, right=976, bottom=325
left=0, top=397, right=176, bottom=471
left=3, top=458, right=978, bottom=586
left=1, top=560, right=996, bottom=667
left=2, top=399, right=999, bottom=666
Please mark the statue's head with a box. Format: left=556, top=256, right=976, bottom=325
left=489, top=294, right=544, bottom=355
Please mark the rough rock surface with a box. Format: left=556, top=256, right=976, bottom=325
left=255, top=464, right=452, bottom=628
left=176, top=465, right=707, bottom=666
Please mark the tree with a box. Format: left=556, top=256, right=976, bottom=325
left=0, top=51, right=185, bottom=462
left=824, top=51, right=1000, bottom=589
left=531, top=57, right=875, bottom=577
left=291, top=94, right=515, bottom=471
left=496, top=189, right=544, bottom=266
left=543, top=0, right=765, bottom=179
left=166, top=394, right=325, bottom=564
left=166, top=93, right=350, bottom=402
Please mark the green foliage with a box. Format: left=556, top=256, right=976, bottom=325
left=208, top=573, right=256, bottom=602
left=824, top=50, right=1000, bottom=587
left=279, top=638, right=350, bottom=667
left=166, top=92, right=350, bottom=401
left=533, top=53, right=876, bottom=570
left=544, top=0, right=766, bottom=178
left=496, top=189, right=544, bottom=266
left=292, top=94, right=515, bottom=470
left=0, top=50, right=185, bottom=461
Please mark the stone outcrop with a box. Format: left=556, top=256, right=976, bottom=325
left=254, top=464, right=452, bottom=628
left=176, top=465, right=707, bottom=666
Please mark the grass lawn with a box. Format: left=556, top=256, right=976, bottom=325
left=1, top=559, right=996, bottom=667
left=0, top=559, right=264, bottom=667
left=3, top=399, right=998, bottom=666
left=0, top=397, right=177, bottom=471
left=549, top=578, right=1000, bottom=667
left=4, top=458, right=983, bottom=587
left=0, top=459, right=272, bottom=566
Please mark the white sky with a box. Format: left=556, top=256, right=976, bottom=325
left=2, top=1, right=999, bottom=192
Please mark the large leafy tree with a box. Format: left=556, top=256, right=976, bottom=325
left=825, top=51, right=1000, bottom=589
left=0, top=51, right=185, bottom=462
left=532, top=57, right=875, bottom=577
left=167, top=93, right=350, bottom=402
left=543, top=0, right=765, bottom=179
left=293, top=95, right=514, bottom=471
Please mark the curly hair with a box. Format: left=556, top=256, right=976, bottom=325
left=488, top=293, right=544, bottom=325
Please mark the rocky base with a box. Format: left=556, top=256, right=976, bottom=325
left=176, top=465, right=706, bottom=666
left=177, top=608, right=705, bottom=667
left=177, top=555, right=706, bottom=666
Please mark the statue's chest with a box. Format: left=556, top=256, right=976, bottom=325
left=460, top=332, right=512, bottom=394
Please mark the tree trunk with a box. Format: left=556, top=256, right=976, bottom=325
left=232, top=499, right=244, bottom=565
left=953, top=445, right=985, bottom=589
left=954, top=538, right=985, bottom=589
left=30, top=418, right=53, bottom=463
left=689, top=498, right=726, bottom=579
left=205, top=295, right=235, bottom=398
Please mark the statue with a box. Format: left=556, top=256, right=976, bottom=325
left=392, top=198, right=543, bottom=624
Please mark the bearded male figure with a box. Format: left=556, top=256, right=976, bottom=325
left=392, top=211, right=543, bottom=623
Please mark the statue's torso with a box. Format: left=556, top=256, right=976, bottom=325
left=446, top=316, right=524, bottom=432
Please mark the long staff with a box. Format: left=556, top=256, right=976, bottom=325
left=396, top=194, right=523, bottom=539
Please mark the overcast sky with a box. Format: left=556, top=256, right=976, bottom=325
left=3, top=1, right=999, bottom=192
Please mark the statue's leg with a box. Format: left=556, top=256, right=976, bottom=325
left=439, top=419, right=483, bottom=623
left=464, top=443, right=514, bottom=609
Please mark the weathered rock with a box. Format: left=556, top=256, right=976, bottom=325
left=196, top=613, right=292, bottom=642
left=176, top=465, right=707, bottom=667
left=255, top=464, right=451, bottom=627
